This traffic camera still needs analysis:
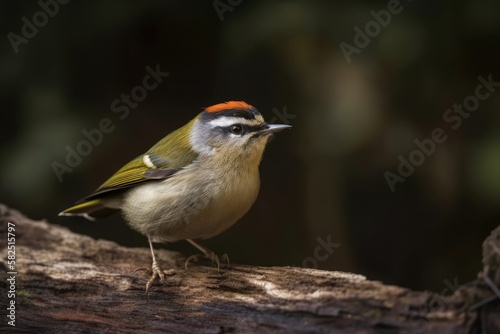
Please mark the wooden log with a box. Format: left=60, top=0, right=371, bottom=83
left=1, top=203, right=497, bottom=333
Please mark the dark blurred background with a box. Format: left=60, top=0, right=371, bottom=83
left=1, top=0, right=499, bottom=292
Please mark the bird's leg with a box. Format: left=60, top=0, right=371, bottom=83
left=184, top=239, right=229, bottom=271
left=134, top=236, right=174, bottom=293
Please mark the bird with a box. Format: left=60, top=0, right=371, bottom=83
left=59, top=101, right=291, bottom=291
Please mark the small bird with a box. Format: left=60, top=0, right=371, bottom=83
left=59, top=101, right=291, bottom=291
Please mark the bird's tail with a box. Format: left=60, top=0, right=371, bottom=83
left=59, top=199, right=118, bottom=221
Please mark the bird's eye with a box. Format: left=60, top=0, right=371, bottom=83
left=230, top=124, right=244, bottom=135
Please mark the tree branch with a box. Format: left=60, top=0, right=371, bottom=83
left=1, top=203, right=497, bottom=333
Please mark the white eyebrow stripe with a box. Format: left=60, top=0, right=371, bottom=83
left=208, top=117, right=259, bottom=127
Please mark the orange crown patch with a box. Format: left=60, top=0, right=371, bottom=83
left=205, top=101, right=254, bottom=113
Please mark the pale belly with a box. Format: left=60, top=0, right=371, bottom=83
left=121, top=168, right=260, bottom=242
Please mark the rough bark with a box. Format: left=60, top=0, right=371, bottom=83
left=0, top=203, right=498, bottom=333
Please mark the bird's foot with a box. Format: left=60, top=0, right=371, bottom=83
left=134, top=260, right=175, bottom=293
left=185, top=252, right=229, bottom=271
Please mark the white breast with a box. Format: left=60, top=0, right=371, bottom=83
left=122, top=160, right=260, bottom=242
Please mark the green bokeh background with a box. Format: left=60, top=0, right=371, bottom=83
left=1, top=0, right=500, bottom=292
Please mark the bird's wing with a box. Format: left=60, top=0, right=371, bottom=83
left=60, top=150, right=196, bottom=219
left=60, top=118, right=199, bottom=219
left=77, top=118, right=199, bottom=202
left=78, top=150, right=197, bottom=203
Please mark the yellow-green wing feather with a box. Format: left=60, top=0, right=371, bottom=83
left=81, top=155, right=153, bottom=200
left=82, top=116, right=198, bottom=201
left=60, top=117, right=199, bottom=219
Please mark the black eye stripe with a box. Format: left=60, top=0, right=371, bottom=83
left=245, top=124, right=268, bottom=132
left=215, top=124, right=267, bottom=134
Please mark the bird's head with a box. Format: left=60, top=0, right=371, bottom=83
left=189, top=101, right=291, bottom=162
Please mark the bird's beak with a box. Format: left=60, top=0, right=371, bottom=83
left=259, top=124, right=292, bottom=136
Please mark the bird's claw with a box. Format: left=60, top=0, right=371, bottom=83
left=220, top=253, right=230, bottom=265
left=185, top=254, right=201, bottom=269
left=185, top=252, right=230, bottom=271
left=134, top=261, right=175, bottom=293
